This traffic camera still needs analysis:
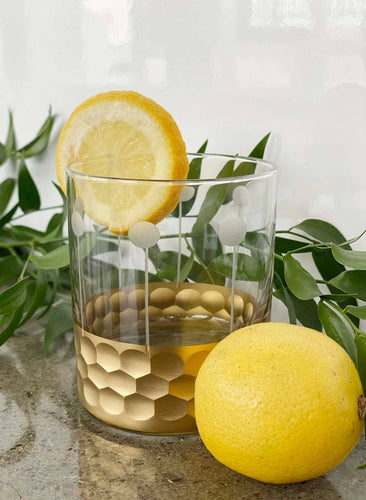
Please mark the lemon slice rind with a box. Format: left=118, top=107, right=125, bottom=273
left=56, top=91, right=188, bottom=234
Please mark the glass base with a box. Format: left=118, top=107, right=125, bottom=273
left=74, top=282, right=269, bottom=434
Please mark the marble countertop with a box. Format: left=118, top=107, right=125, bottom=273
left=1, top=328, right=365, bottom=500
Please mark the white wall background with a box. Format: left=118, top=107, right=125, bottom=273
left=0, top=0, right=365, bottom=321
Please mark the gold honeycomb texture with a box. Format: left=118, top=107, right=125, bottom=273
left=75, top=282, right=269, bottom=434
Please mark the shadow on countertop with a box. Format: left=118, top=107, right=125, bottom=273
left=0, top=330, right=365, bottom=499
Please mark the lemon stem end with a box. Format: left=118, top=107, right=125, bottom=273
left=357, top=395, right=366, bottom=420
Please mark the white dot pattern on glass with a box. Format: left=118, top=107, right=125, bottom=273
left=71, top=211, right=85, bottom=237
left=128, top=221, right=160, bottom=248
left=180, top=186, right=195, bottom=202
left=218, top=216, right=247, bottom=246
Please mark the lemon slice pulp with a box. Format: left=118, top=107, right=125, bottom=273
left=56, top=91, right=189, bottom=234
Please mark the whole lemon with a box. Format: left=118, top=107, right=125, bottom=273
left=195, top=322, right=364, bottom=484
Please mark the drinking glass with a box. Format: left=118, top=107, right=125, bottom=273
left=66, top=153, right=277, bottom=434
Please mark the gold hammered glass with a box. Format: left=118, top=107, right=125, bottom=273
left=66, top=153, right=277, bottom=434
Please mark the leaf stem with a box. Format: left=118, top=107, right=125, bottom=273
left=101, top=231, right=198, bottom=242
left=11, top=204, right=63, bottom=221
left=276, top=230, right=317, bottom=243
left=7, top=246, right=17, bottom=256
left=338, top=229, right=366, bottom=247
left=316, top=279, right=329, bottom=285
left=184, top=236, right=215, bottom=284
left=19, top=246, right=34, bottom=279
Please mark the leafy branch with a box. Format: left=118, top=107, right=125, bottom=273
left=0, top=108, right=365, bottom=396
left=0, top=108, right=73, bottom=352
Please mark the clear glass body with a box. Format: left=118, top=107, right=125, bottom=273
left=66, top=153, right=277, bottom=434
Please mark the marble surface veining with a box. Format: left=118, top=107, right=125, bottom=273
left=0, top=328, right=365, bottom=500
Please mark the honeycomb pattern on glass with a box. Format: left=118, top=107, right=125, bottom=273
left=77, top=329, right=217, bottom=433
left=76, top=282, right=269, bottom=434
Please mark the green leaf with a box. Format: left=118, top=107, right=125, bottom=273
left=38, top=269, right=60, bottom=318
left=187, top=140, right=208, bottom=179
left=331, top=243, right=366, bottom=270
left=312, top=248, right=345, bottom=281
left=196, top=268, right=225, bottom=285
left=5, top=111, right=16, bottom=157
left=45, top=213, right=64, bottom=237
left=18, top=158, right=41, bottom=213
left=11, top=225, right=43, bottom=240
left=0, top=312, right=12, bottom=329
left=44, top=301, right=73, bottom=353
left=150, top=249, right=195, bottom=282
left=52, top=181, right=66, bottom=202
left=290, top=294, right=322, bottom=331
left=224, top=133, right=271, bottom=204
left=0, top=178, right=16, bottom=215
left=179, top=251, right=194, bottom=282
left=273, top=289, right=297, bottom=324
left=157, top=266, right=177, bottom=281
left=273, top=267, right=321, bottom=330
left=235, top=132, right=271, bottom=176
left=19, top=270, right=48, bottom=326
left=0, top=277, right=29, bottom=314
left=0, top=203, right=18, bottom=228
left=329, top=271, right=366, bottom=301
left=192, top=159, right=235, bottom=234
left=356, top=464, right=366, bottom=470
left=31, top=245, right=70, bottom=269
left=284, top=254, right=321, bottom=300
left=150, top=250, right=179, bottom=268
left=275, top=236, right=308, bottom=254
left=171, top=140, right=208, bottom=217
left=187, top=261, right=207, bottom=283
left=150, top=250, right=189, bottom=271
left=248, top=131, right=271, bottom=159
left=39, top=211, right=66, bottom=245
left=321, top=293, right=358, bottom=303
left=210, top=252, right=266, bottom=281
left=36, top=232, right=97, bottom=270
left=318, top=300, right=357, bottom=364
left=245, top=231, right=270, bottom=250
left=0, top=304, right=25, bottom=346
left=274, top=254, right=285, bottom=281
left=273, top=272, right=296, bottom=324
left=196, top=139, right=208, bottom=154
left=59, top=268, right=72, bottom=289
left=292, top=219, right=350, bottom=248
left=313, top=247, right=360, bottom=325
left=192, top=224, right=222, bottom=265
left=344, top=305, right=366, bottom=320
left=355, top=334, right=366, bottom=393
left=0, top=255, right=23, bottom=287
left=0, top=143, right=6, bottom=166
left=23, top=282, right=36, bottom=312
left=18, top=107, right=55, bottom=158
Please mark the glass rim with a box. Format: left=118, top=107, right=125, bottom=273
left=65, top=152, right=277, bottom=185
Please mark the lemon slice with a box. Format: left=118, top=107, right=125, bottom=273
left=56, top=91, right=189, bottom=234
